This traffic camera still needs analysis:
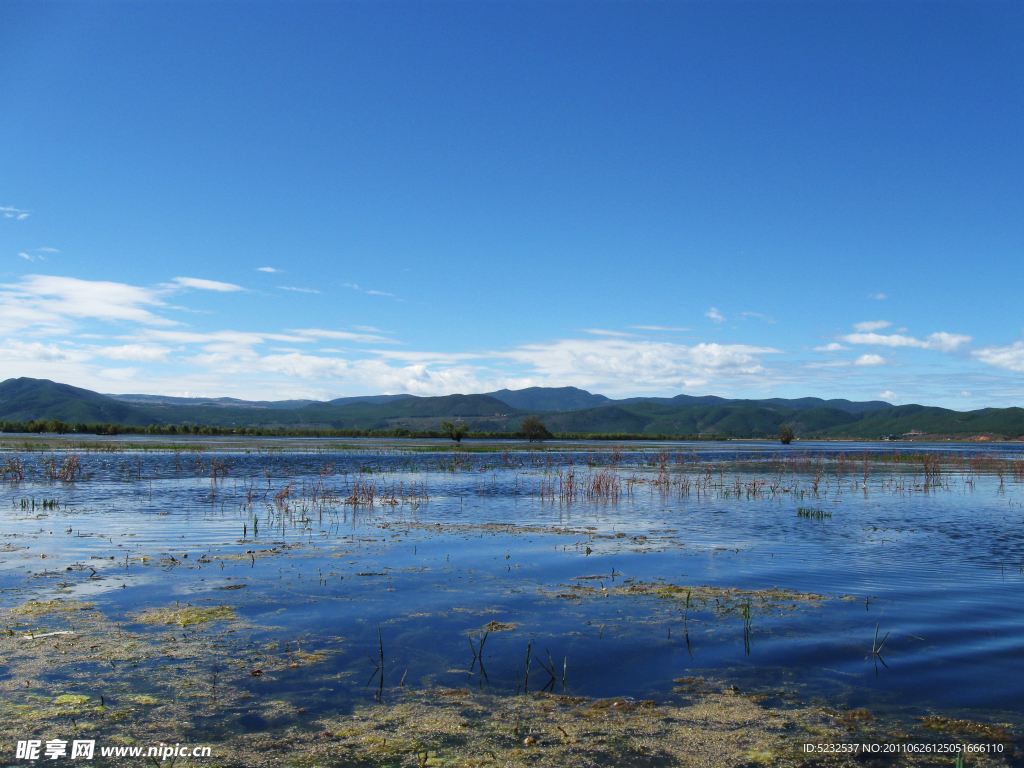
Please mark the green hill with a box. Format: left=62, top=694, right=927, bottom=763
left=0, top=378, right=156, bottom=426
left=486, top=386, right=610, bottom=412
left=3, top=378, right=1024, bottom=440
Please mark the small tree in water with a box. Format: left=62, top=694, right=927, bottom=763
left=779, top=425, right=795, bottom=445
left=520, top=416, right=553, bottom=443
left=440, top=421, right=469, bottom=443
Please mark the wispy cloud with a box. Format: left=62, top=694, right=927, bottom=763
left=279, top=286, right=321, bottom=294
left=841, top=331, right=972, bottom=352
left=584, top=329, right=636, bottom=337
left=290, top=328, right=401, bottom=345
left=705, top=307, right=725, bottom=323
left=814, top=343, right=848, bottom=352
left=853, top=320, right=891, bottom=332
left=344, top=282, right=396, bottom=298
left=97, top=344, right=171, bottom=362
left=172, top=277, right=245, bottom=292
left=1, top=206, right=30, bottom=220
left=256, top=267, right=280, bottom=273
left=869, top=293, right=888, bottom=300
left=18, top=247, right=58, bottom=261
left=354, top=325, right=392, bottom=334
left=0, top=274, right=175, bottom=333
left=628, top=325, right=691, bottom=332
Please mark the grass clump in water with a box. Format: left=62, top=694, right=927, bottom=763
left=52, top=694, right=91, bottom=707
left=797, top=507, right=831, bottom=520
left=127, top=695, right=162, bottom=706
left=137, top=604, right=236, bottom=627
left=13, top=600, right=95, bottom=617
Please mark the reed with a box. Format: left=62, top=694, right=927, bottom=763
left=870, top=623, right=890, bottom=657
left=2, top=453, right=26, bottom=484
left=797, top=507, right=831, bottom=520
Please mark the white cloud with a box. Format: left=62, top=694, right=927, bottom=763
left=705, top=307, right=725, bottom=323
left=0, top=274, right=174, bottom=333
left=925, top=332, right=973, bottom=352
left=584, top=329, right=636, bottom=337
left=841, top=331, right=972, bottom=351
left=96, top=344, right=171, bottom=362
left=973, top=342, right=1024, bottom=372
left=145, top=334, right=785, bottom=398
left=290, top=328, right=400, bottom=345
left=499, top=337, right=780, bottom=392
left=172, top=277, right=244, bottom=292
left=0, top=339, right=86, bottom=363
left=853, top=320, right=891, bottom=332
left=256, top=267, right=279, bottom=273
left=342, top=282, right=397, bottom=299
left=854, top=354, right=886, bottom=366
left=279, top=286, right=321, bottom=294
left=353, top=325, right=392, bottom=334
left=879, top=390, right=897, bottom=400
left=137, top=329, right=310, bottom=365
left=37, top=247, right=59, bottom=253
left=869, top=293, right=888, bottom=300
left=2, top=206, right=30, bottom=219
left=813, top=343, right=848, bottom=352
left=960, top=391, right=972, bottom=397
left=18, top=252, right=42, bottom=262
left=627, top=325, right=691, bottom=332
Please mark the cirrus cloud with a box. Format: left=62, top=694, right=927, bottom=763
left=172, top=277, right=244, bottom=292
left=841, top=331, right=972, bottom=351
left=853, top=320, right=891, bottom=332
left=0, top=274, right=175, bottom=332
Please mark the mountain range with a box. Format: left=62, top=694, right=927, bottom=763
left=1, top=377, right=1021, bottom=439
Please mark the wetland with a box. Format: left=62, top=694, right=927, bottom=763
left=1, top=437, right=1023, bottom=766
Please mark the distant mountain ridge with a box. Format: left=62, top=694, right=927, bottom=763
left=109, top=394, right=319, bottom=410
left=104, top=385, right=892, bottom=415
left=3, top=377, right=1021, bottom=439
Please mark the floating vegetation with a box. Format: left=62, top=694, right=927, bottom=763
left=12, top=599, right=95, bottom=617
left=918, top=716, right=1015, bottom=743
left=548, top=580, right=830, bottom=619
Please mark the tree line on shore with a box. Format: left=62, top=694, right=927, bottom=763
left=0, top=417, right=739, bottom=442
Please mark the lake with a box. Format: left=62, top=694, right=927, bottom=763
left=1, top=438, right=1021, bottom=766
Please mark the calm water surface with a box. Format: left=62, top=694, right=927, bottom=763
left=2, top=439, right=1023, bottom=738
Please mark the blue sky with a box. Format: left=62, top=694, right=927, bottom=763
left=2, top=1, right=1022, bottom=407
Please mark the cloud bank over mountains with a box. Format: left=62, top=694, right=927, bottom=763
left=0, top=270, right=1014, bottom=407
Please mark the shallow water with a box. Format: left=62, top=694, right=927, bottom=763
left=2, top=439, right=1024, bottom=746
